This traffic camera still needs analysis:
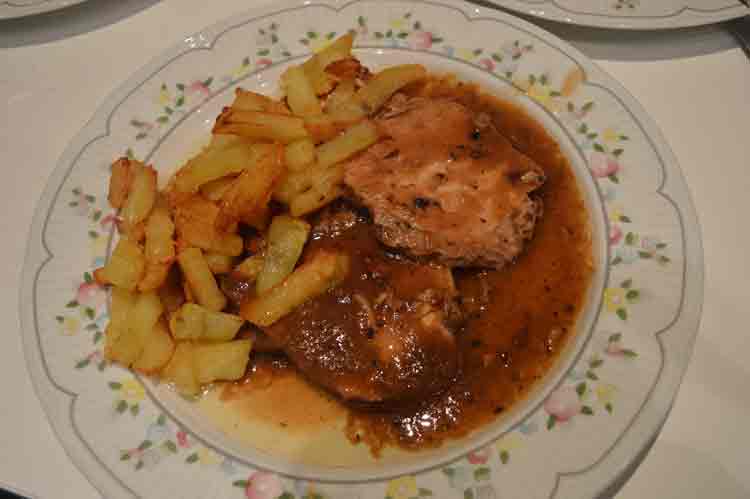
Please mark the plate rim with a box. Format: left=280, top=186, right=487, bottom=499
left=483, top=0, right=749, bottom=30
left=0, top=0, right=88, bottom=20
left=19, top=1, right=705, bottom=497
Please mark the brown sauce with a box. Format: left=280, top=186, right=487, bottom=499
left=222, top=79, right=593, bottom=454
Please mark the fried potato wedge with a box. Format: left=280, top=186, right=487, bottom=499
left=132, top=319, right=175, bottom=374
left=173, top=195, right=243, bottom=256
left=121, top=164, right=158, bottom=228
left=94, top=237, right=146, bottom=291
left=174, top=142, right=272, bottom=194
left=203, top=252, right=235, bottom=274
left=162, top=342, right=200, bottom=395
left=302, top=33, right=355, bottom=95
left=177, top=247, right=227, bottom=312
left=289, top=164, right=345, bottom=217
left=256, top=216, right=311, bottom=294
left=284, top=138, right=316, bottom=172
left=316, top=120, right=379, bottom=169
left=214, top=108, right=309, bottom=143
left=169, top=302, right=244, bottom=342
left=241, top=250, right=350, bottom=326
left=200, top=176, right=237, bottom=202
left=193, top=339, right=253, bottom=384
left=108, top=158, right=136, bottom=209
left=234, top=254, right=265, bottom=282
left=282, top=65, right=323, bottom=117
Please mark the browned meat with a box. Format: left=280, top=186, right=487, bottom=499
left=343, top=94, right=545, bottom=269
left=263, top=206, right=462, bottom=407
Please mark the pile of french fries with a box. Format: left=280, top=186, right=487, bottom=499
left=94, top=34, right=427, bottom=396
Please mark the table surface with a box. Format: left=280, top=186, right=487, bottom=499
left=1, top=1, right=748, bottom=498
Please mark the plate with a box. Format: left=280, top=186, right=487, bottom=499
left=0, top=0, right=87, bottom=19
left=484, top=0, right=749, bottom=29
left=20, top=1, right=703, bottom=498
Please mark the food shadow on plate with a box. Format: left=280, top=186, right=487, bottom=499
left=467, top=0, right=738, bottom=61
left=0, top=0, right=161, bottom=49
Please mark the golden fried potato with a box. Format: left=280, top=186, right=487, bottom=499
left=325, top=79, right=357, bottom=113
left=193, top=339, right=253, bottom=384
left=200, top=176, right=237, bottom=202
left=173, top=195, right=243, bottom=256
left=256, top=216, right=311, bottom=294
left=284, top=138, right=316, bottom=172
left=289, top=165, right=345, bottom=217
left=132, top=319, right=175, bottom=374
left=169, top=302, right=244, bottom=342
left=213, top=108, right=309, bottom=143
left=108, top=158, right=136, bottom=209
left=241, top=250, right=350, bottom=326
left=234, top=254, right=265, bottom=282
left=316, top=120, right=379, bottom=169
left=158, top=266, right=185, bottom=314
left=217, top=145, right=284, bottom=230
left=162, top=342, right=199, bottom=395
left=282, top=65, right=323, bottom=117
left=302, top=33, right=355, bottom=96
left=203, top=252, right=235, bottom=274
left=121, top=164, right=158, bottom=228
left=177, top=247, right=227, bottom=312
left=106, top=292, right=163, bottom=366
left=94, top=237, right=146, bottom=291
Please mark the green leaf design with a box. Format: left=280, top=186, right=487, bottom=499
left=611, top=256, right=622, bottom=266
left=550, top=91, right=561, bottom=97
left=232, top=480, right=248, bottom=488
left=327, top=31, right=337, bottom=40
left=473, top=48, right=483, bottom=56
left=109, top=381, right=122, bottom=390
left=307, top=31, right=318, bottom=39
left=593, top=143, right=605, bottom=152
left=75, top=359, right=90, bottom=369
left=278, top=493, right=295, bottom=499
left=66, top=300, right=79, bottom=308
left=120, top=451, right=130, bottom=461
left=185, top=452, right=199, bottom=464
left=176, top=83, right=185, bottom=91
left=164, top=440, right=178, bottom=453
left=612, top=148, right=624, bottom=157
left=616, top=308, right=628, bottom=321
left=589, top=358, right=603, bottom=369
left=157, top=414, right=167, bottom=425
left=577, top=123, right=588, bottom=134
left=175, top=95, right=185, bottom=107
left=386, top=29, right=393, bottom=38
left=656, top=242, right=668, bottom=249
left=93, top=331, right=103, bottom=344
left=492, top=53, right=502, bottom=62
left=85, top=307, right=95, bottom=320
left=358, top=16, right=366, bottom=27
left=72, top=187, right=82, bottom=196
left=418, top=488, right=434, bottom=496
left=638, top=251, right=653, bottom=259
left=609, top=332, right=622, bottom=343
left=138, top=439, right=152, bottom=451
left=547, top=414, right=556, bottom=430
left=431, top=37, right=444, bottom=44
left=272, top=33, right=279, bottom=43
left=621, top=278, right=633, bottom=288
left=500, top=449, right=510, bottom=464
left=442, top=467, right=456, bottom=477
left=68, top=201, right=78, bottom=208
left=164, top=106, right=173, bottom=115
left=115, top=400, right=128, bottom=413
left=586, top=132, right=598, bottom=139
left=620, top=215, right=631, bottom=223
left=135, top=461, right=144, bottom=471
left=619, top=134, right=629, bottom=140
left=576, top=382, right=587, bottom=397
left=567, top=102, right=574, bottom=112
left=374, top=32, right=384, bottom=39
left=605, top=402, right=613, bottom=414
left=474, top=467, right=491, bottom=481
left=203, top=77, right=213, bottom=87
left=582, top=101, right=594, bottom=112
left=586, top=370, right=599, bottom=381
left=156, top=116, right=169, bottom=124
left=464, top=489, right=475, bottom=499
left=528, top=74, right=537, bottom=85
left=130, top=404, right=140, bottom=416
left=624, top=232, right=636, bottom=246
left=97, top=360, right=107, bottom=371
left=299, top=39, right=309, bottom=46
left=397, top=32, right=409, bottom=39
left=55, top=315, right=64, bottom=323
left=92, top=210, right=102, bottom=222
left=136, top=132, right=148, bottom=140
left=539, top=74, right=548, bottom=85
left=258, top=48, right=271, bottom=56
left=85, top=195, right=96, bottom=204
left=626, top=289, right=639, bottom=301
left=414, top=21, right=422, bottom=30
left=581, top=405, right=594, bottom=415
left=658, top=255, right=671, bottom=265
left=88, top=230, right=99, bottom=239
left=622, top=349, right=638, bottom=358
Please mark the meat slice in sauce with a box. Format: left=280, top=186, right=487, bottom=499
left=260, top=205, right=462, bottom=407
left=343, top=94, right=545, bottom=269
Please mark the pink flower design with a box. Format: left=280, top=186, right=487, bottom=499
left=590, top=152, right=621, bottom=178
left=100, top=213, right=119, bottom=229
left=609, top=225, right=623, bottom=246
left=640, top=236, right=658, bottom=252
left=467, top=446, right=491, bottom=464
left=176, top=430, right=190, bottom=448
left=408, top=30, right=433, bottom=50
left=245, top=472, right=283, bottom=499
left=186, top=80, right=211, bottom=99
left=478, top=58, right=495, bottom=72
left=76, top=281, right=106, bottom=309
left=257, top=58, right=273, bottom=69
left=544, top=386, right=581, bottom=422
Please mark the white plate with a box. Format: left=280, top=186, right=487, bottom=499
left=20, top=1, right=703, bottom=498
left=0, top=0, right=87, bottom=19
left=485, top=0, right=749, bottom=29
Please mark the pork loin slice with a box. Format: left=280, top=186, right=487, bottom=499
left=343, top=95, right=545, bottom=269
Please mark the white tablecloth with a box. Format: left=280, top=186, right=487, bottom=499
left=1, top=1, right=748, bottom=497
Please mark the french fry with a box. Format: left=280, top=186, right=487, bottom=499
left=234, top=254, right=265, bottom=282
left=200, top=176, right=237, bottom=201
left=193, top=340, right=253, bottom=384
left=316, top=120, right=379, bottom=169
left=256, top=216, right=311, bottom=294
left=325, top=57, right=364, bottom=81
left=158, top=266, right=185, bottom=314
left=231, top=88, right=275, bottom=111
left=104, top=287, right=137, bottom=359
left=217, top=145, right=284, bottom=230
left=282, top=65, right=323, bottom=117
left=173, top=142, right=273, bottom=194
left=108, top=158, right=136, bottom=209
left=328, top=64, right=426, bottom=123
left=106, top=292, right=163, bottom=366
left=325, top=79, right=357, bottom=113
left=132, top=319, right=175, bottom=374
left=273, top=161, right=332, bottom=203
left=94, top=237, right=146, bottom=291
left=162, top=342, right=199, bottom=395
left=284, top=138, right=316, bottom=172
left=289, top=164, right=345, bottom=217
left=304, top=113, right=356, bottom=143
left=138, top=263, right=171, bottom=292
left=302, top=33, right=355, bottom=95
left=213, top=108, right=309, bottom=143
left=241, top=250, right=350, bottom=326
left=177, top=247, right=227, bottom=312
left=121, top=164, right=158, bottom=228
left=203, top=252, right=235, bottom=274
left=173, top=195, right=243, bottom=256
left=144, top=199, right=175, bottom=264
left=169, top=303, right=244, bottom=342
